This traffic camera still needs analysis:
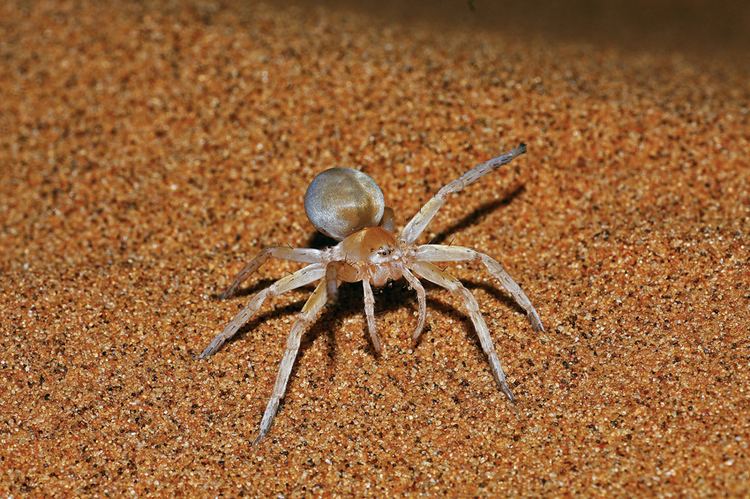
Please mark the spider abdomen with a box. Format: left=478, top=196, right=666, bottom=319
left=304, top=167, right=386, bottom=241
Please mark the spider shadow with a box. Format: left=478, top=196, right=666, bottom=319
left=298, top=282, right=363, bottom=366
left=217, top=297, right=309, bottom=350
left=214, top=180, right=529, bottom=409
left=212, top=272, right=529, bottom=422
left=208, top=230, right=338, bottom=301
left=302, top=183, right=525, bottom=250
left=207, top=273, right=525, bottom=361
left=430, top=184, right=525, bottom=245
left=463, top=279, right=527, bottom=318
left=410, top=279, right=527, bottom=354
left=317, top=277, right=525, bottom=369
left=217, top=282, right=369, bottom=382
left=281, top=282, right=370, bottom=397
left=266, top=280, right=496, bottom=425
left=209, top=278, right=277, bottom=300
left=305, top=231, right=338, bottom=250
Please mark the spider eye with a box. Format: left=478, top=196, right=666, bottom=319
left=376, top=247, right=391, bottom=257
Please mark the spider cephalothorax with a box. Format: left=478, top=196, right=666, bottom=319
left=200, top=143, right=544, bottom=442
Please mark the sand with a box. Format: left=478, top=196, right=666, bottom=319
left=1, top=0, right=748, bottom=495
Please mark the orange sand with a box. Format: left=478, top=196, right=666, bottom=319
left=1, top=0, right=748, bottom=495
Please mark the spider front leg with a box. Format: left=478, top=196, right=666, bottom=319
left=413, top=244, right=544, bottom=332
left=400, top=144, right=526, bottom=244
left=255, top=277, right=333, bottom=443
left=199, top=263, right=325, bottom=359
left=221, top=247, right=324, bottom=299
left=409, top=261, right=516, bottom=402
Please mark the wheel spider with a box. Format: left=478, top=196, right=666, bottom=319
left=200, top=143, right=544, bottom=442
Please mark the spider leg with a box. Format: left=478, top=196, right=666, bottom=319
left=410, top=261, right=516, bottom=402
left=400, top=266, right=427, bottom=343
left=362, top=279, right=383, bottom=354
left=199, top=263, right=325, bottom=359
left=399, top=144, right=526, bottom=244
left=255, top=278, right=332, bottom=443
left=414, top=244, right=544, bottom=332
left=220, top=247, right=324, bottom=299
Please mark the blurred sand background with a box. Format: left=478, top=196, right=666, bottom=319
left=1, top=0, right=748, bottom=495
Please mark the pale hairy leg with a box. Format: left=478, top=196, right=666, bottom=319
left=199, top=263, right=326, bottom=359
left=400, top=266, right=427, bottom=343
left=399, top=143, right=526, bottom=244
left=221, top=247, right=324, bottom=299
left=255, top=278, right=331, bottom=443
left=362, top=279, right=383, bottom=354
left=410, top=261, right=516, bottom=402
left=413, top=244, right=544, bottom=332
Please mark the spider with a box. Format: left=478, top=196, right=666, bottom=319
left=199, top=143, right=544, bottom=442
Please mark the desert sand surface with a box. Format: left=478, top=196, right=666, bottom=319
left=1, top=0, right=748, bottom=495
